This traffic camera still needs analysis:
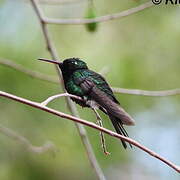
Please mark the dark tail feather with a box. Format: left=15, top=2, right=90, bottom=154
left=109, top=114, right=132, bottom=149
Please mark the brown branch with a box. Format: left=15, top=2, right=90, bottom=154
left=43, top=1, right=154, bottom=25
left=0, top=90, right=179, bottom=173
left=112, top=87, right=180, bottom=97
left=29, top=0, right=105, bottom=179
left=0, top=58, right=58, bottom=83
left=42, top=93, right=110, bottom=154
left=0, top=124, right=57, bottom=154
left=0, top=58, right=109, bottom=83
left=1, top=58, right=180, bottom=97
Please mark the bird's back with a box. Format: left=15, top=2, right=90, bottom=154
left=71, top=69, right=119, bottom=104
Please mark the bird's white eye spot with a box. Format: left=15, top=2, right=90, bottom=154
left=74, top=62, right=78, bottom=65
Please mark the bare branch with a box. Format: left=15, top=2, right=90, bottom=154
left=41, top=93, right=83, bottom=106
left=0, top=124, right=57, bottom=154
left=29, top=0, right=105, bottom=179
left=0, top=58, right=58, bottom=84
left=43, top=2, right=154, bottom=25
left=0, top=90, right=179, bottom=173
left=30, top=0, right=59, bottom=56
left=0, top=58, right=109, bottom=83
left=112, top=87, right=180, bottom=97
left=1, top=58, right=180, bottom=97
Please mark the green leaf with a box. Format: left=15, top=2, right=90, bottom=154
left=85, top=6, right=98, bottom=32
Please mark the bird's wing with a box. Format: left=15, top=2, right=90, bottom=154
left=79, top=70, right=120, bottom=104
left=79, top=78, right=135, bottom=126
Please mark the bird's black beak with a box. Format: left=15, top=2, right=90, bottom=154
left=38, top=58, right=63, bottom=67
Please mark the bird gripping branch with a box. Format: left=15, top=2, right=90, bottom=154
left=38, top=58, right=135, bottom=149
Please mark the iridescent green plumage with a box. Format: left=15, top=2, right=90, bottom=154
left=39, top=57, right=135, bottom=148
left=38, top=57, right=135, bottom=148
left=64, top=69, right=118, bottom=103
left=59, top=58, right=135, bottom=149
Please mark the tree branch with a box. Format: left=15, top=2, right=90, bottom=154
left=112, top=87, right=180, bottom=97
left=0, top=58, right=58, bottom=84
left=1, top=58, right=180, bottom=97
left=43, top=1, right=154, bottom=25
left=41, top=93, right=83, bottom=106
left=41, top=92, right=110, bottom=155
left=29, top=0, right=105, bottom=179
left=0, top=124, right=57, bottom=154
left=0, top=90, right=179, bottom=173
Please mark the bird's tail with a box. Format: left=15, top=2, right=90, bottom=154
left=108, top=114, right=131, bottom=149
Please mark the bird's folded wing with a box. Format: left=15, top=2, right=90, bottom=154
left=80, top=79, right=135, bottom=126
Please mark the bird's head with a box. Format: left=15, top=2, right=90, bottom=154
left=61, top=58, right=88, bottom=73
left=38, top=58, right=88, bottom=74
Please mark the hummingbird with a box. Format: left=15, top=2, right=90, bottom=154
left=38, top=58, right=135, bottom=149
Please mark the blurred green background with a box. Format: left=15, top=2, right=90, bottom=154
left=0, top=0, right=180, bottom=179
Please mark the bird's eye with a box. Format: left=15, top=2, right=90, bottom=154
left=74, top=62, right=78, bottom=65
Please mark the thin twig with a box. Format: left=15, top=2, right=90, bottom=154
left=0, top=124, right=57, bottom=154
left=0, top=58, right=58, bottom=83
left=41, top=93, right=83, bottom=106
left=92, top=108, right=110, bottom=155
left=112, top=87, right=180, bottom=97
left=44, top=1, right=154, bottom=25
left=0, top=90, right=179, bottom=173
left=1, top=58, right=180, bottom=97
left=29, top=1, right=105, bottom=179
left=42, top=93, right=110, bottom=154
left=41, top=91, right=109, bottom=155
left=0, top=58, right=108, bottom=83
